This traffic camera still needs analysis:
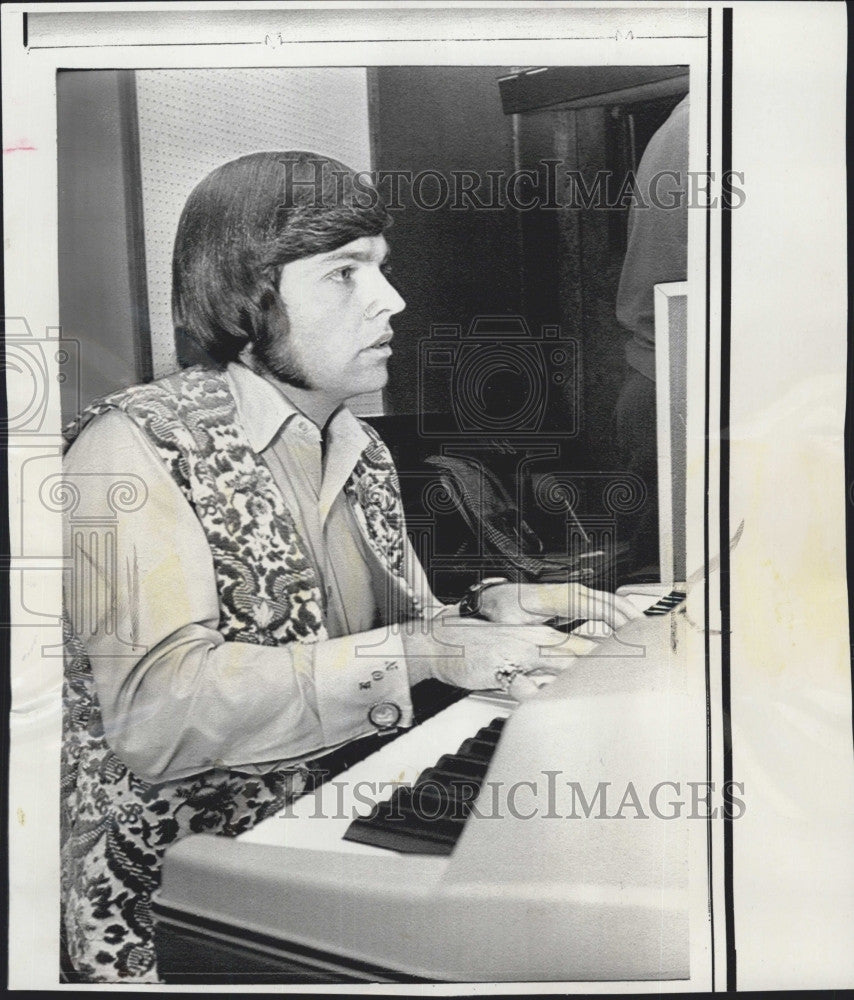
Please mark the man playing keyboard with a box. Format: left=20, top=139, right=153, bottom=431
left=60, top=151, right=640, bottom=982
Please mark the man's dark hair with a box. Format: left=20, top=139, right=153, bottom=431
left=172, top=151, right=392, bottom=365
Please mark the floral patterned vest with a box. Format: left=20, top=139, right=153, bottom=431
left=60, top=367, right=413, bottom=982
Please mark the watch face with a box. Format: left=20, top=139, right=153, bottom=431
left=368, top=701, right=402, bottom=730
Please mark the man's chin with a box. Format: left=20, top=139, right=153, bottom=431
left=343, top=370, right=389, bottom=401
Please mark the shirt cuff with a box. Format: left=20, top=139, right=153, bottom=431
left=307, top=627, right=414, bottom=749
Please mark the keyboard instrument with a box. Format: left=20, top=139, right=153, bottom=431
left=340, top=588, right=687, bottom=857
left=153, top=586, right=702, bottom=984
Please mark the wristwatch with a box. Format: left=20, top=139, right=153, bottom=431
left=458, top=577, right=509, bottom=619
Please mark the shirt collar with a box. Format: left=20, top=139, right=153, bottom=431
left=225, top=361, right=369, bottom=456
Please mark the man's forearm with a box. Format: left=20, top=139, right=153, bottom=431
left=93, top=621, right=417, bottom=783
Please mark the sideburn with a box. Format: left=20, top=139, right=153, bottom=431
left=252, top=288, right=316, bottom=391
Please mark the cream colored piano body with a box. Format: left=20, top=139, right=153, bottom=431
left=155, top=603, right=702, bottom=983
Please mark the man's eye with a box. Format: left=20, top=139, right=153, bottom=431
left=331, top=266, right=354, bottom=282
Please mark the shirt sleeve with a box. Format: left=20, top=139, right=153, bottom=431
left=64, top=409, right=414, bottom=784
left=400, top=534, right=450, bottom=619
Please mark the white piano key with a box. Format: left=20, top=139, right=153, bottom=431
left=239, top=696, right=512, bottom=855
left=238, top=585, right=679, bottom=857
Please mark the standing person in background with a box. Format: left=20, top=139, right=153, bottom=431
left=615, top=93, right=689, bottom=575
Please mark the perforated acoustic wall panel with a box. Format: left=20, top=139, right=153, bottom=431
left=134, top=67, right=381, bottom=413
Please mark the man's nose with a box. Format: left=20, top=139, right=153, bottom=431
left=365, top=270, right=405, bottom=318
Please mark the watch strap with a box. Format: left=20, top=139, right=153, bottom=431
left=458, top=576, right=509, bottom=618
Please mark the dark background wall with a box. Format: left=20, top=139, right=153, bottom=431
left=372, top=66, right=684, bottom=462
left=372, top=67, right=524, bottom=416
left=369, top=66, right=687, bottom=585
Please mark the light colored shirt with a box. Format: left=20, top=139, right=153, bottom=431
left=63, top=363, right=441, bottom=783
left=236, top=362, right=381, bottom=641
left=616, top=93, right=689, bottom=380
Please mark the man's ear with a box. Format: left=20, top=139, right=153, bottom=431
left=257, top=281, right=280, bottom=314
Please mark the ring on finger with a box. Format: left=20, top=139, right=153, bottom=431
left=494, top=663, right=525, bottom=692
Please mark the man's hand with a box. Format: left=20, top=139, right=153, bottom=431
left=477, top=582, right=643, bottom=631
left=402, top=615, right=569, bottom=699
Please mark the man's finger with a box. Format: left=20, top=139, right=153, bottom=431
left=581, top=589, right=644, bottom=629
left=507, top=673, right=542, bottom=701
left=614, top=593, right=645, bottom=621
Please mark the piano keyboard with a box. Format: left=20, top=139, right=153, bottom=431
left=236, top=693, right=514, bottom=857
left=238, top=586, right=686, bottom=859
left=157, top=587, right=695, bottom=983
left=342, top=588, right=687, bottom=856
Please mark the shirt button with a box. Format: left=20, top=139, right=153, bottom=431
left=368, top=702, right=402, bottom=731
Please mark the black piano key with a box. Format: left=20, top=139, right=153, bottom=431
left=412, top=767, right=484, bottom=796
left=415, top=767, right=485, bottom=794
left=344, top=795, right=462, bottom=855
left=344, top=815, right=456, bottom=855
left=430, top=754, right=490, bottom=781
left=406, top=779, right=481, bottom=816
left=388, top=787, right=469, bottom=826
left=477, top=717, right=507, bottom=739
left=467, top=723, right=505, bottom=750
left=455, top=737, right=496, bottom=762
left=643, top=590, right=687, bottom=616
left=341, top=716, right=507, bottom=856
left=543, top=616, right=588, bottom=633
